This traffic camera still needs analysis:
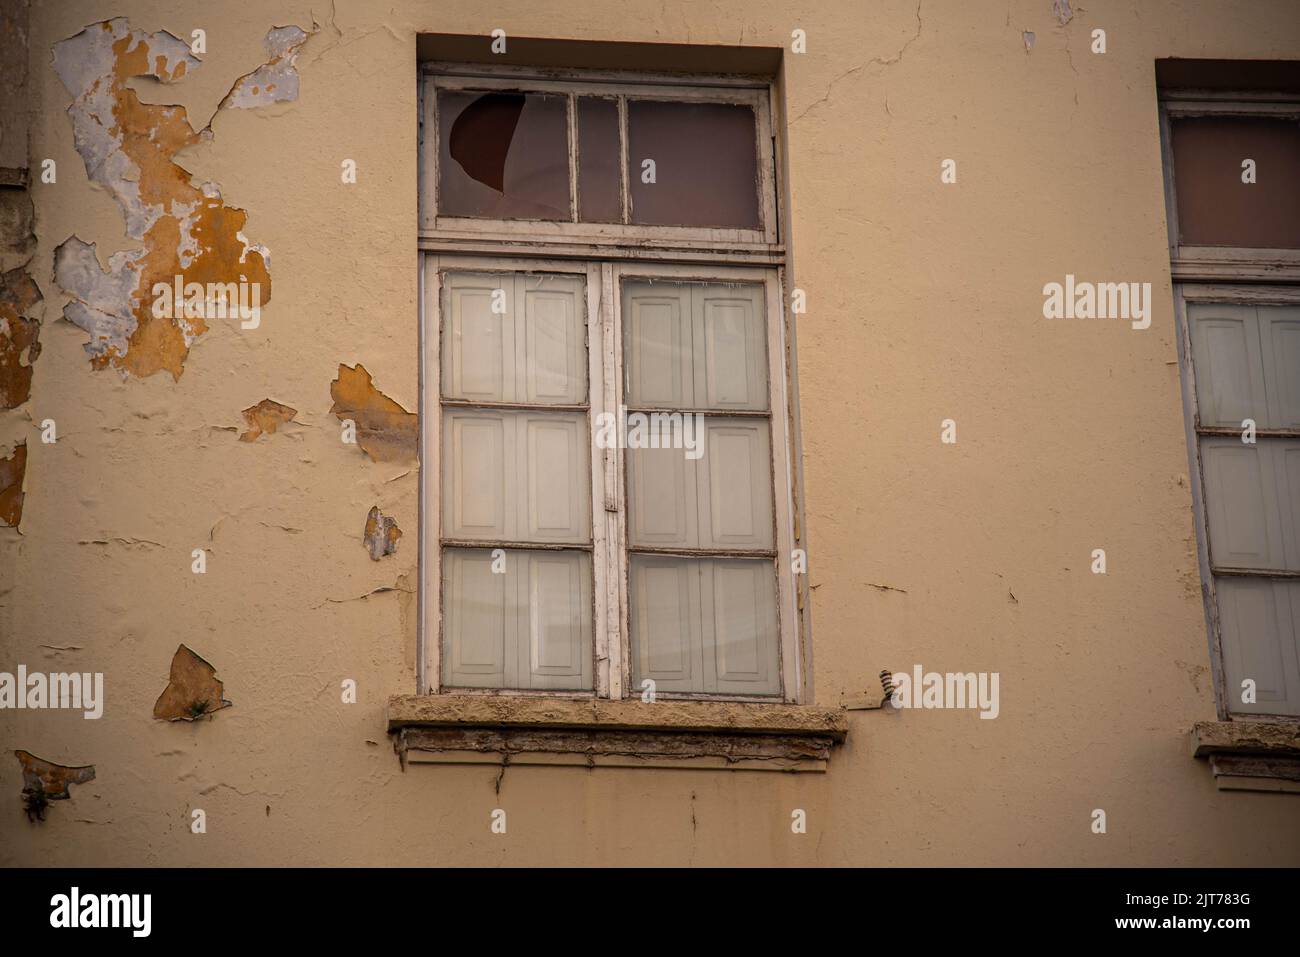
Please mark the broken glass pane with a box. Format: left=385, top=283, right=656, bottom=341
left=627, top=100, right=761, bottom=229
left=438, top=90, right=571, bottom=220
left=577, top=96, right=623, bottom=223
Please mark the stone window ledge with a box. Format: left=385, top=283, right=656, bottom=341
left=1190, top=720, right=1300, bottom=792
left=388, top=694, right=849, bottom=772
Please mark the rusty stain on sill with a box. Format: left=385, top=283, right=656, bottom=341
left=330, top=363, right=418, bottom=462
left=153, top=644, right=231, bottom=721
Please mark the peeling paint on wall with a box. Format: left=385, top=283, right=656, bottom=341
left=239, top=398, right=297, bottom=441
left=0, top=189, right=36, bottom=271
left=0, top=265, right=41, bottom=408
left=329, top=363, right=418, bottom=462
left=15, top=750, right=96, bottom=821
left=363, top=506, right=401, bottom=560
left=0, top=441, right=25, bottom=527
left=50, top=18, right=297, bottom=379
left=152, top=644, right=232, bottom=721
left=218, top=26, right=310, bottom=112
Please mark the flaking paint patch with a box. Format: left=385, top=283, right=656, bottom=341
left=363, top=505, right=401, bottom=560
left=218, top=25, right=310, bottom=112
left=329, top=363, right=418, bottom=462
left=53, top=236, right=143, bottom=366
left=0, top=441, right=26, bottom=527
left=51, top=19, right=284, bottom=379
left=0, top=265, right=42, bottom=408
left=15, top=750, right=96, bottom=800
left=153, top=644, right=232, bottom=721
left=239, top=398, right=297, bottom=441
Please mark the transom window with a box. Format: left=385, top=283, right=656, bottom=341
left=417, top=58, right=803, bottom=702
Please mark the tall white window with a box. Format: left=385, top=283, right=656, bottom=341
left=418, top=62, right=804, bottom=701
left=1160, top=86, right=1300, bottom=717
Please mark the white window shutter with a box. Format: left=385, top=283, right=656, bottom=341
left=1215, top=577, right=1300, bottom=716
left=1188, top=303, right=1266, bottom=428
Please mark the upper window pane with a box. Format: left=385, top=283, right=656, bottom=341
left=1170, top=116, right=1300, bottom=248
left=577, top=96, right=622, bottom=223
left=437, top=90, right=571, bottom=220
left=627, top=100, right=761, bottom=229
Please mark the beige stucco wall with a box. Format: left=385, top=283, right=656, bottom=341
left=2, top=0, right=1298, bottom=866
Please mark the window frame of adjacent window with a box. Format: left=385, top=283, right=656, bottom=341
left=1160, top=89, right=1300, bottom=720
left=417, top=64, right=781, bottom=254
left=419, top=255, right=801, bottom=702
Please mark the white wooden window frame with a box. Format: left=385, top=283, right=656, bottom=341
left=418, top=67, right=781, bottom=259
left=1161, top=89, right=1300, bottom=719
left=420, top=254, right=803, bottom=702
left=1158, top=92, right=1300, bottom=284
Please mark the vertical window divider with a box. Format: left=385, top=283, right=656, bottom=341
left=420, top=253, right=443, bottom=693
left=567, top=93, right=579, bottom=223
left=618, top=96, right=630, bottom=226
left=603, top=263, right=630, bottom=697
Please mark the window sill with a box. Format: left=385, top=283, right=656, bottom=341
left=387, top=694, right=848, bottom=772
left=1190, top=720, right=1300, bottom=792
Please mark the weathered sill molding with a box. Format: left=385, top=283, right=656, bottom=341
left=388, top=695, right=848, bottom=772
left=1190, top=720, right=1300, bottom=793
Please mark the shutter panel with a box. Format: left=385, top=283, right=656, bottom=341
left=1260, top=305, right=1300, bottom=429
left=707, top=559, right=780, bottom=695
left=442, top=548, right=510, bottom=688
left=521, top=412, right=591, bottom=543
left=443, top=411, right=508, bottom=540
left=443, top=409, right=589, bottom=543
left=1199, top=438, right=1285, bottom=570
left=624, top=280, right=692, bottom=407
left=520, top=274, right=586, bottom=404
left=442, top=271, right=586, bottom=404
left=630, top=554, right=779, bottom=696
left=1215, top=577, right=1300, bottom=716
left=443, top=547, right=592, bottom=691
left=522, top=550, right=593, bottom=690
left=623, top=280, right=768, bottom=411
left=696, top=284, right=768, bottom=411
left=1188, top=303, right=1265, bottom=428
left=699, top=418, right=773, bottom=550
left=443, top=272, right=513, bottom=402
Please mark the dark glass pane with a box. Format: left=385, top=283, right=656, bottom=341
left=627, top=100, right=761, bottom=229
left=1171, top=117, right=1300, bottom=248
left=437, top=90, right=571, bottom=221
left=577, top=96, right=622, bottom=223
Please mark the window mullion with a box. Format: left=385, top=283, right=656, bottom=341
left=603, top=262, right=630, bottom=698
